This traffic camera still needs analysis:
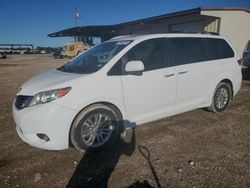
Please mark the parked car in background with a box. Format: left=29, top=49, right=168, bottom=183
left=53, top=50, right=63, bottom=59
left=13, top=50, right=21, bottom=55
left=0, top=51, right=7, bottom=59
left=39, top=50, right=46, bottom=54
left=243, top=40, right=250, bottom=68
left=5, top=50, right=13, bottom=54
left=13, top=33, right=242, bottom=152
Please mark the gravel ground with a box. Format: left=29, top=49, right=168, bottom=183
left=0, top=55, right=250, bottom=188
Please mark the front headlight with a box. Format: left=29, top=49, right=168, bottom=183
left=28, top=87, right=71, bottom=107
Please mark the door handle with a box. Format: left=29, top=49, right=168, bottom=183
left=164, top=73, right=175, bottom=77
left=178, top=71, right=188, bottom=74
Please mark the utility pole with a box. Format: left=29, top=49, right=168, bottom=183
left=75, top=7, right=80, bottom=27
left=74, top=8, right=80, bottom=42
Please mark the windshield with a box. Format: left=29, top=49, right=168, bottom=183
left=57, top=40, right=132, bottom=74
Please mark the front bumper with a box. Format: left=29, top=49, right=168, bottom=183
left=12, top=102, right=78, bottom=150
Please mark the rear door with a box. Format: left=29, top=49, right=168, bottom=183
left=167, top=37, right=217, bottom=113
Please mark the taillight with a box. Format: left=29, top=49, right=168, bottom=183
left=238, top=58, right=244, bottom=66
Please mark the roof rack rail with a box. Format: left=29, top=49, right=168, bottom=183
left=110, top=35, right=130, bottom=40
left=166, top=31, right=219, bottom=35
left=110, top=34, right=141, bottom=40
left=201, top=31, right=220, bottom=35
left=167, top=31, right=197, bottom=34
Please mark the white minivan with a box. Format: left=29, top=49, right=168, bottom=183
left=13, top=34, right=242, bottom=151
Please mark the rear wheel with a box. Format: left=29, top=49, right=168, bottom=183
left=209, top=82, right=231, bottom=113
left=70, top=104, right=121, bottom=152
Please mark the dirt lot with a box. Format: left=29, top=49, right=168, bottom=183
left=0, top=55, right=250, bottom=188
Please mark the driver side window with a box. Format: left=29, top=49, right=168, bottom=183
left=108, top=38, right=167, bottom=76
left=124, top=38, right=166, bottom=71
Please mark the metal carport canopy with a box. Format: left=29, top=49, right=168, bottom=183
left=47, top=8, right=203, bottom=38
left=48, top=25, right=118, bottom=37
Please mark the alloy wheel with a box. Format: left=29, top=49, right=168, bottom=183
left=80, top=113, right=114, bottom=147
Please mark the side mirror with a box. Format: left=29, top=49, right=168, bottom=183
left=125, top=60, right=145, bottom=73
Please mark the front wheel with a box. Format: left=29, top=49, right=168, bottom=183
left=70, top=104, right=121, bottom=152
left=209, top=82, right=232, bottom=113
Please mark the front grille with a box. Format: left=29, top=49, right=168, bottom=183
left=15, top=95, right=33, bottom=110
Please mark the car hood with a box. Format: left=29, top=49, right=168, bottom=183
left=18, top=69, right=85, bottom=95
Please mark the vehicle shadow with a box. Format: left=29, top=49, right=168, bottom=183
left=242, top=67, right=250, bottom=81
left=67, top=125, right=136, bottom=188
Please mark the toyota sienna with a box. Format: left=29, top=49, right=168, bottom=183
left=12, top=33, right=242, bottom=151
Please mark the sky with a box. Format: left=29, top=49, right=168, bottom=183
left=0, top=0, right=249, bottom=47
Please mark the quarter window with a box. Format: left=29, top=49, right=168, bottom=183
left=207, top=38, right=234, bottom=59
left=246, top=40, right=250, bottom=51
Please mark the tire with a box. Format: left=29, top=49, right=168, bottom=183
left=70, top=104, right=122, bottom=152
left=208, top=82, right=232, bottom=113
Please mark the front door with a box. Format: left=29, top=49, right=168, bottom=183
left=120, top=38, right=176, bottom=124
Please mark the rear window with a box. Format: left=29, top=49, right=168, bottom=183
left=207, top=38, right=234, bottom=60
left=167, top=37, right=208, bottom=66
left=246, top=40, right=250, bottom=51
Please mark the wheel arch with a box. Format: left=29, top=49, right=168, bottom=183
left=68, top=101, right=124, bottom=147
left=207, top=78, right=234, bottom=112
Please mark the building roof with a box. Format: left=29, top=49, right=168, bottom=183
left=116, top=8, right=201, bottom=27
left=48, top=7, right=250, bottom=38
left=201, top=7, right=250, bottom=13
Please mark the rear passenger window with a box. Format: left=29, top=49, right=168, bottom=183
left=207, top=38, right=234, bottom=60
left=167, top=37, right=208, bottom=66
left=124, top=38, right=166, bottom=71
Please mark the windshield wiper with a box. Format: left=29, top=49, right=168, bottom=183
left=57, top=66, right=66, bottom=72
left=57, top=65, right=82, bottom=74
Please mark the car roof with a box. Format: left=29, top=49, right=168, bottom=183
left=110, top=33, right=224, bottom=42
